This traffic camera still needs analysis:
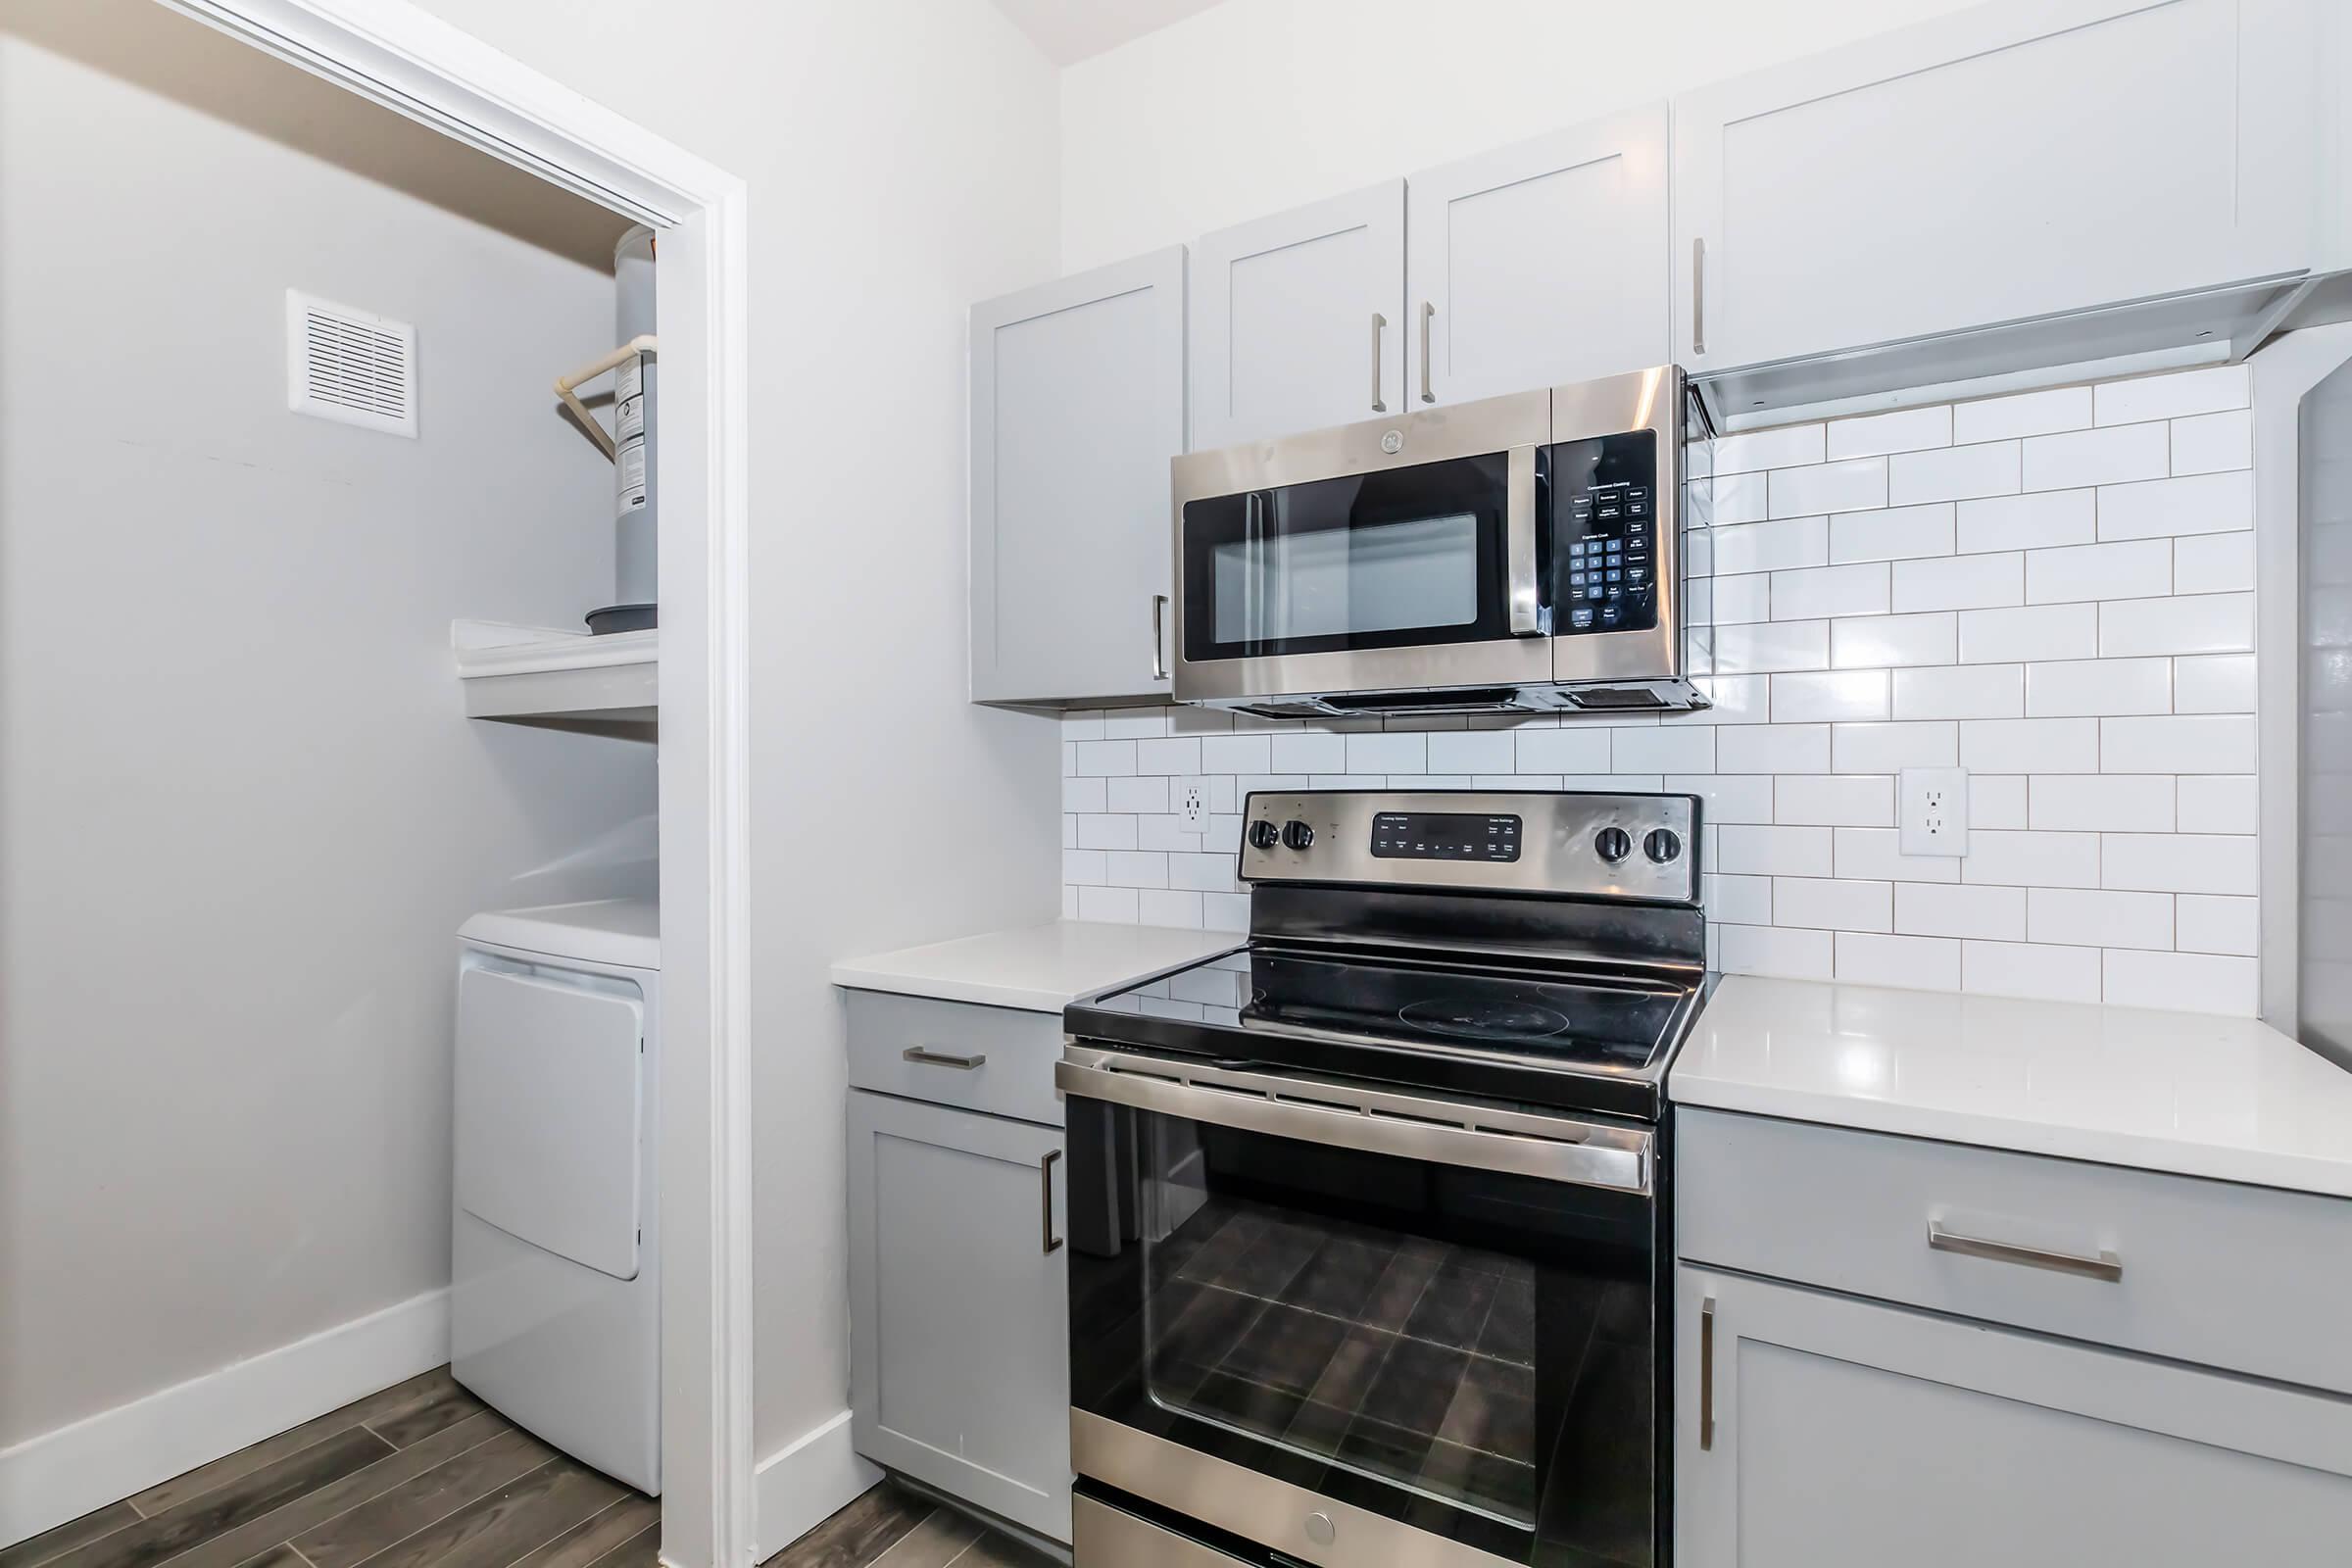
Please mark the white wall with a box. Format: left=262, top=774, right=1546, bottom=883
left=1058, top=0, right=1984, bottom=270
left=0, top=0, right=652, bottom=1450
left=1062, top=366, right=2264, bottom=1015
left=398, top=0, right=1067, bottom=1470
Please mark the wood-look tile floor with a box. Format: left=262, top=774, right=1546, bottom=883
left=758, top=1485, right=1055, bottom=1568
left=0, top=1369, right=656, bottom=1568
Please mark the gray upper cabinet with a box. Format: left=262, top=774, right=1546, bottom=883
left=1673, top=0, right=2330, bottom=371
left=1191, top=178, right=1406, bottom=450
left=848, top=1089, right=1070, bottom=1542
left=1677, top=1268, right=2352, bottom=1566
left=970, top=246, right=1187, bottom=707
left=1404, top=105, right=1672, bottom=407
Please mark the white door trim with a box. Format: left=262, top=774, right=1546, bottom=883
left=148, top=4, right=757, bottom=1564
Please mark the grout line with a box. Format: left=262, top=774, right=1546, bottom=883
left=502, top=1488, right=627, bottom=1568
left=286, top=1547, right=322, bottom=1568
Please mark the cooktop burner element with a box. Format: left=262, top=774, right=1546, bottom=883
left=1398, top=995, right=1574, bottom=1041
left=1064, top=788, right=1709, bottom=1121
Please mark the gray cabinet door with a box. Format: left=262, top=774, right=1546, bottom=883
left=1192, top=179, right=1405, bottom=450
left=1404, top=105, right=1671, bottom=407
left=970, top=246, right=1186, bottom=706
left=849, top=1090, right=1070, bottom=1541
left=1672, top=0, right=2327, bottom=370
left=1677, top=1267, right=2352, bottom=1567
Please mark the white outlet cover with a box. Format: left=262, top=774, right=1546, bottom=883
left=1177, top=776, right=1208, bottom=828
left=1899, top=767, right=1969, bottom=858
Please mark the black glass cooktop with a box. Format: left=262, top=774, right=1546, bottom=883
left=1065, top=945, right=1697, bottom=1121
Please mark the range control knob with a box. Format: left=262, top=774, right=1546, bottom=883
left=1645, top=827, right=1684, bottom=864
left=1282, top=819, right=1316, bottom=852
left=1247, top=818, right=1282, bottom=851
left=1593, top=826, right=1633, bottom=864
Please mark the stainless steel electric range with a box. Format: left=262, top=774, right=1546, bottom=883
left=1057, top=788, right=1708, bottom=1568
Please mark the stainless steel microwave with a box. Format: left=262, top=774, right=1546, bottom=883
left=1170, top=365, right=1714, bottom=716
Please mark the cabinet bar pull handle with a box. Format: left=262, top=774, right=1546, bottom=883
left=1040, top=1150, right=1064, bottom=1254
left=1691, top=237, right=1707, bottom=357
left=1418, top=301, right=1436, bottom=404
left=903, top=1047, right=986, bottom=1070
left=1699, top=1295, right=1716, bottom=1451
left=1150, top=593, right=1171, bottom=681
left=1369, top=312, right=1388, bottom=413
left=1928, top=1220, right=2121, bottom=1283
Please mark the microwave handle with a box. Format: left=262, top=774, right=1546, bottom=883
left=1507, top=444, right=1542, bottom=636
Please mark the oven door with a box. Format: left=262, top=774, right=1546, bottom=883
left=1171, top=391, right=1553, bottom=707
left=1058, top=1049, right=1661, bottom=1568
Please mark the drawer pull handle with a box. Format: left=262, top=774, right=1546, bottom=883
left=904, top=1047, right=986, bottom=1070
left=1928, top=1220, right=2121, bottom=1283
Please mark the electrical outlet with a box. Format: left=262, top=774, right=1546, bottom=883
left=1900, top=767, right=1969, bottom=858
left=1177, top=777, right=1208, bottom=829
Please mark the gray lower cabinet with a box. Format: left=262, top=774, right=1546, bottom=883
left=848, top=1088, right=1071, bottom=1542
left=1675, top=1267, right=2352, bottom=1566
left=969, top=246, right=1187, bottom=707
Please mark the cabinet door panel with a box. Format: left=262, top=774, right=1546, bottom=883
left=1193, top=179, right=1404, bottom=449
left=1674, top=0, right=2325, bottom=369
left=971, top=247, right=1185, bottom=705
left=1678, top=1268, right=2352, bottom=1568
left=849, top=1092, right=1070, bottom=1541
left=1406, top=105, right=1670, bottom=406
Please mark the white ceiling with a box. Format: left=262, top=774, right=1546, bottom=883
left=992, top=0, right=1227, bottom=66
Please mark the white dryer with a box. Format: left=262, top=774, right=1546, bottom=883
left=452, top=899, right=660, bottom=1494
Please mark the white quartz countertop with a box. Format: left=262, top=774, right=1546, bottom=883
left=830, top=919, right=1240, bottom=1013
left=1674, top=976, right=2352, bottom=1200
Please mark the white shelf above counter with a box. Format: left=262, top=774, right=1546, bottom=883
left=452, top=619, right=656, bottom=735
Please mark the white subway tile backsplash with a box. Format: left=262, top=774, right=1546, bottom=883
left=1712, top=516, right=1830, bottom=574
left=1893, top=663, right=2023, bottom=720
left=1056, top=366, right=2261, bottom=1016
left=1961, top=717, right=2100, bottom=773
left=2170, top=410, right=2252, bottom=476
left=2029, top=888, right=2173, bottom=951
left=1771, top=670, right=1890, bottom=723
left=2024, top=422, right=2168, bottom=489
left=2098, top=592, right=2254, bottom=658
left=1961, top=940, right=2102, bottom=1003
left=2024, top=658, right=2172, bottom=717
left=1828, top=405, right=1952, bottom=460
left=1957, top=489, right=2096, bottom=554
left=1832, top=612, right=1957, bottom=669
left=2026, top=539, right=2170, bottom=605
left=2093, top=365, right=2247, bottom=425
left=2096, top=470, right=2252, bottom=539
left=2100, top=714, right=2257, bottom=774
left=1838, top=931, right=1961, bottom=990
left=1892, top=552, right=2023, bottom=612
left=1775, top=877, right=1892, bottom=932
left=1962, top=829, right=2101, bottom=888
left=1954, top=385, right=2093, bottom=443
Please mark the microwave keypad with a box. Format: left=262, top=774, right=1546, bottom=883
left=1556, top=429, right=1661, bottom=635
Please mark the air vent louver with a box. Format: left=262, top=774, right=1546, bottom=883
left=285, top=290, right=416, bottom=437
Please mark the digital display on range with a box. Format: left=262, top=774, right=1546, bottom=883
left=1370, top=811, right=1522, bottom=862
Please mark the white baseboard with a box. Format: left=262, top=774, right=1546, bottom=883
left=752, top=1409, right=883, bottom=1561
left=0, top=1287, right=450, bottom=1548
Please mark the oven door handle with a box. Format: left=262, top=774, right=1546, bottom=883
left=1506, top=443, right=1543, bottom=636
left=1054, top=1054, right=1650, bottom=1195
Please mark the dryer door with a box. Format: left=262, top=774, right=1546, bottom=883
left=456, top=963, right=645, bottom=1280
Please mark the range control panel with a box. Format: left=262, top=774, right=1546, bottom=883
left=1555, top=428, right=1661, bottom=635
left=1239, top=789, right=1702, bottom=904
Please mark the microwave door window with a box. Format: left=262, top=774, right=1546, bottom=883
left=1212, top=511, right=1481, bottom=646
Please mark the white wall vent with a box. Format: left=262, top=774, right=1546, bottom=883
left=286, top=290, right=416, bottom=438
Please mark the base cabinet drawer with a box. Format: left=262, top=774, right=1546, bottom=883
left=1679, top=1108, right=2352, bottom=1396
left=1677, top=1268, right=2352, bottom=1567
left=845, top=989, right=1064, bottom=1126
left=848, top=1091, right=1071, bottom=1542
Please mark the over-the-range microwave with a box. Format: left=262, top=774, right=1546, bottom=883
left=1170, top=365, right=1716, bottom=716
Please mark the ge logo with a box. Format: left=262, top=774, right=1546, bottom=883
left=1379, top=429, right=1404, bottom=455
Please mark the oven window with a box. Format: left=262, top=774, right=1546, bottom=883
left=1180, top=452, right=1537, bottom=662
left=1067, top=1102, right=1656, bottom=1566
